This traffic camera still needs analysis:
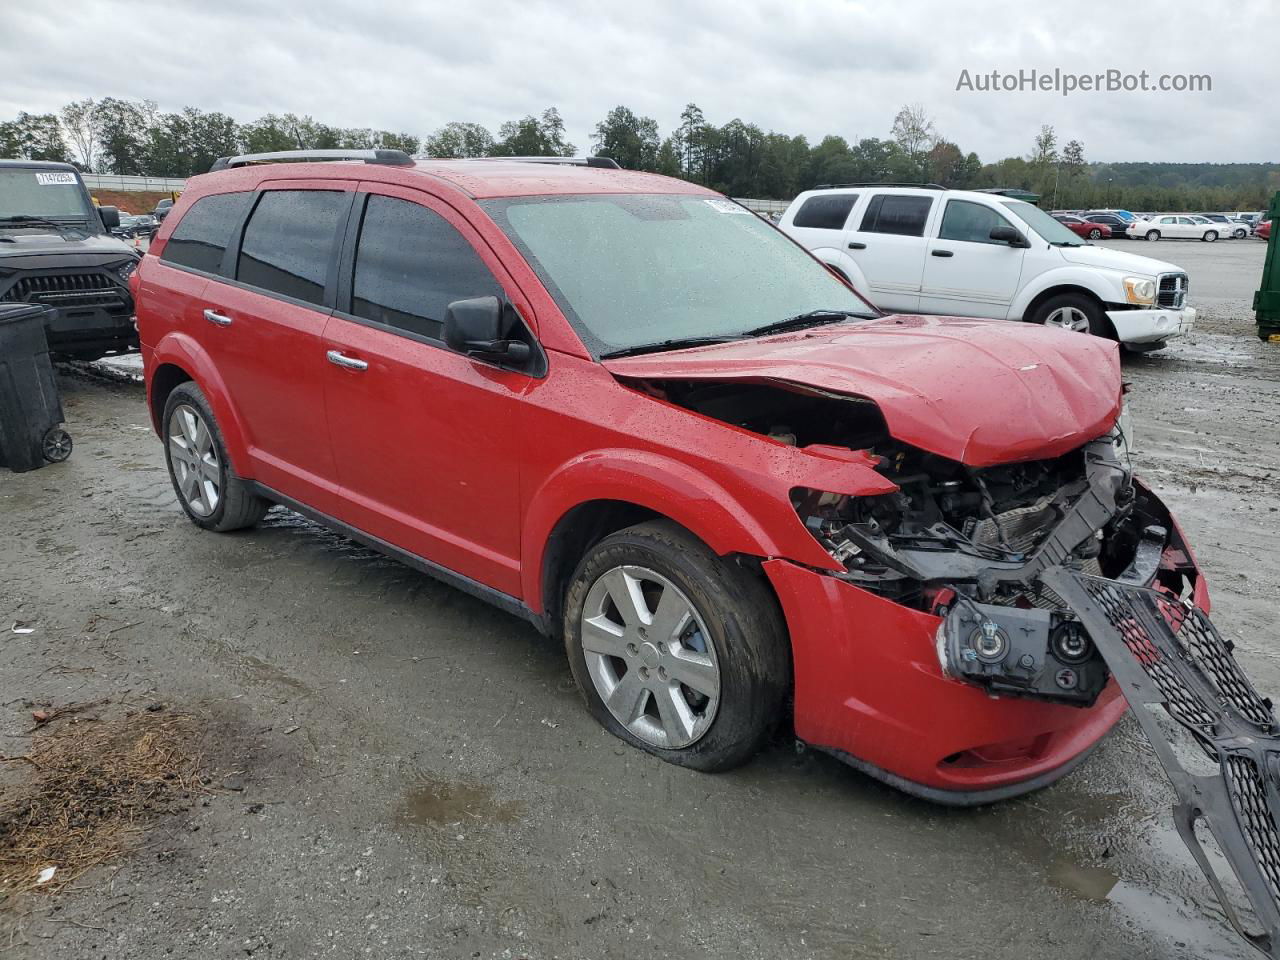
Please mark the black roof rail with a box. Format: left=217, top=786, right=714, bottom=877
left=208, top=149, right=415, bottom=173
left=453, top=155, right=622, bottom=170
left=812, top=181, right=947, bottom=190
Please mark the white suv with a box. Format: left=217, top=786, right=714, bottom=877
left=779, top=186, right=1194, bottom=350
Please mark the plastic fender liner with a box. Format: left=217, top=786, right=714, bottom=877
left=1042, top=569, right=1280, bottom=957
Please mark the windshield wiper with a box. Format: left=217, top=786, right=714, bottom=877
left=743, top=309, right=867, bottom=338
left=600, top=335, right=744, bottom=359
left=0, top=215, right=89, bottom=236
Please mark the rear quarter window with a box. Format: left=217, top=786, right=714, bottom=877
left=791, top=194, right=858, bottom=230
left=160, top=192, right=253, bottom=274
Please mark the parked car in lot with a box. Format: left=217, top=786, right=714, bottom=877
left=1126, top=214, right=1223, bottom=242
left=1052, top=213, right=1111, bottom=239
left=779, top=185, right=1193, bottom=350
left=0, top=159, right=140, bottom=359
left=1074, top=211, right=1133, bottom=237
left=153, top=197, right=175, bottom=221
left=1259, top=219, right=1272, bottom=241
left=110, top=212, right=160, bottom=240
left=1196, top=212, right=1250, bottom=239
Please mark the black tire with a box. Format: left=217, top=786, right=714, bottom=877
left=1088, top=228, right=1102, bottom=240
left=1234, top=228, right=1248, bottom=239
left=162, top=382, right=268, bottom=532
left=1202, top=231, right=1217, bottom=243
left=41, top=428, right=72, bottom=463
left=563, top=520, right=791, bottom=772
left=1026, top=291, right=1111, bottom=338
left=1146, top=230, right=1160, bottom=241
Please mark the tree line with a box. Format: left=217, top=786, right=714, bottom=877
left=2, top=98, right=1276, bottom=210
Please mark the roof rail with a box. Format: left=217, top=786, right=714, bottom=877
left=812, top=181, right=947, bottom=190
left=208, top=149, right=415, bottom=173
left=456, top=155, right=622, bottom=170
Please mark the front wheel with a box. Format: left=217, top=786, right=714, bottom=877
left=162, top=382, right=269, bottom=532
left=563, top=520, right=790, bottom=772
left=1088, top=228, right=1102, bottom=240
left=1146, top=230, right=1161, bottom=241
left=1203, top=231, right=1218, bottom=242
left=1028, top=292, right=1109, bottom=337
left=1234, top=228, right=1248, bottom=239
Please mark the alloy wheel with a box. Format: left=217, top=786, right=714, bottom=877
left=167, top=404, right=221, bottom=517
left=1044, top=306, right=1091, bottom=333
left=580, top=565, right=720, bottom=749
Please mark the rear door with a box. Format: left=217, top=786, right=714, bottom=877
left=920, top=198, right=1026, bottom=319
left=320, top=184, right=533, bottom=596
left=201, top=181, right=355, bottom=512
left=841, top=192, right=934, bottom=312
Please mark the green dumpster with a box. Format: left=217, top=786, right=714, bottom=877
left=1255, top=191, right=1280, bottom=342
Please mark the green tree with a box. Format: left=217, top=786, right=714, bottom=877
left=94, top=98, right=155, bottom=175
left=890, top=103, right=936, bottom=174
left=239, top=114, right=300, bottom=154
left=61, top=98, right=99, bottom=170
left=591, top=106, right=660, bottom=170
left=423, top=121, right=495, bottom=158
left=493, top=108, right=575, bottom=157
left=0, top=113, right=71, bottom=162
left=676, top=103, right=709, bottom=181
left=655, top=136, right=681, bottom=177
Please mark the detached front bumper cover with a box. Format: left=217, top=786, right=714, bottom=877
left=1043, top=569, right=1280, bottom=957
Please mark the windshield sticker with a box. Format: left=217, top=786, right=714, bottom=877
left=703, top=198, right=752, bottom=215
left=35, top=172, right=78, bottom=186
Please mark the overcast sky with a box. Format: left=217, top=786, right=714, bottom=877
left=3, top=0, right=1275, bottom=164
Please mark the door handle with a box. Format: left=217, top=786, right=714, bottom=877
left=203, top=308, right=232, bottom=327
left=931, top=249, right=955, bottom=258
left=847, top=241, right=867, bottom=250
left=327, top=350, right=368, bottom=371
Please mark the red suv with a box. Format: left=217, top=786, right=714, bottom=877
left=133, top=150, right=1208, bottom=804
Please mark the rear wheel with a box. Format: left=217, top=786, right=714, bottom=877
left=1234, top=227, right=1248, bottom=239
left=1028, top=292, right=1109, bottom=337
left=1202, top=231, right=1218, bottom=243
left=162, top=382, right=268, bottom=532
left=563, top=520, right=790, bottom=772
left=1146, top=230, right=1161, bottom=241
left=1088, top=228, right=1102, bottom=240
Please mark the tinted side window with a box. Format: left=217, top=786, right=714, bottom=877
left=938, top=200, right=1014, bottom=244
left=792, top=193, right=858, bottom=230
left=236, top=191, right=348, bottom=306
left=160, top=192, right=252, bottom=274
left=351, top=195, right=501, bottom=341
left=859, top=195, right=933, bottom=236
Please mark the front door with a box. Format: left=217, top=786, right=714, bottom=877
left=321, top=185, right=533, bottom=597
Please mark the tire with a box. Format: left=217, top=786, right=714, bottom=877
left=1203, top=231, right=1217, bottom=243
left=563, top=520, right=791, bottom=772
left=1088, top=228, right=1102, bottom=240
left=162, top=382, right=268, bottom=532
left=1027, top=292, right=1109, bottom=337
left=1234, top=228, right=1248, bottom=239
left=1146, top=230, right=1160, bottom=241
left=41, top=428, right=72, bottom=463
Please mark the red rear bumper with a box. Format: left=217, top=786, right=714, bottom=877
left=765, top=558, right=1129, bottom=803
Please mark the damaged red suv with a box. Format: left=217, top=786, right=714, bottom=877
left=133, top=151, right=1208, bottom=805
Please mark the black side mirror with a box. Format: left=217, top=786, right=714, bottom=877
left=989, top=224, right=1028, bottom=247
left=98, top=205, right=120, bottom=231
left=444, top=296, right=532, bottom=365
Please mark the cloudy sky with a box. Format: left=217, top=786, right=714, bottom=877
left=3, top=0, right=1276, bottom=164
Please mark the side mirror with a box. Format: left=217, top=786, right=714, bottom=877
left=443, top=296, right=532, bottom=365
left=989, top=224, right=1028, bottom=246
left=99, top=205, right=120, bottom=230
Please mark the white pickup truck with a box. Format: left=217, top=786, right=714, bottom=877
left=779, top=185, right=1195, bottom=350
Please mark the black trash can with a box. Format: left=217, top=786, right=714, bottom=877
left=0, top=303, right=72, bottom=473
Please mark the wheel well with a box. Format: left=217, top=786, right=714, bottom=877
left=1023, top=285, right=1117, bottom=338
left=149, top=363, right=193, bottom=431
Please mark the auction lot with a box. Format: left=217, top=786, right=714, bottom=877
left=2, top=238, right=1277, bottom=959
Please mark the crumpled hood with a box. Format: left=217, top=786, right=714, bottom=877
left=1055, top=242, right=1182, bottom=276
left=0, top=230, right=135, bottom=261
left=603, top=315, right=1123, bottom=467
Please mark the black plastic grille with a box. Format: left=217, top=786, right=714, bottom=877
left=1157, top=272, right=1188, bottom=309
left=1226, top=755, right=1280, bottom=903
left=1, top=272, right=128, bottom=311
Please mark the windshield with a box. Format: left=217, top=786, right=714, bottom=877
left=481, top=193, right=876, bottom=356
left=1000, top=200, right=1084, bottom=245
left=0, top=169, right=92, bottom=221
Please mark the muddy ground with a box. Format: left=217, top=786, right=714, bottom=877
left=1, top=237, right=1277, bottom=959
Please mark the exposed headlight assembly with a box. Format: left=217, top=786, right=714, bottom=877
left=113, top=259, right=139, bottom=282
left=1123, top=276, right=1156, bottom=304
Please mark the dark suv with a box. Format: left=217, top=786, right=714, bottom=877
left=0, top=160, right=141, bottom=359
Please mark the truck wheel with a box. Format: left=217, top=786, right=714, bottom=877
left=1146, top=230, right=1161, bottom=241
left=1202, top=231, right=1217, bottom=242
left=162, top=382, right=268, bottom=532
left=563, top=520, right=790, bottom=772
left=1088, top=228, right=1102, bottom=239
left=1028, top=292, right=1109, bottom=337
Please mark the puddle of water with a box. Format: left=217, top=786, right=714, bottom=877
left=396, top=777, right=520, bottom=828
left=1048, top=856, right=1119, bottom=901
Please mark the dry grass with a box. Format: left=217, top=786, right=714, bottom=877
left=0, top=706, right=206, bottom=901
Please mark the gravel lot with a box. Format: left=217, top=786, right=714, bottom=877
left=1, top=237, right=1276, bottom=959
